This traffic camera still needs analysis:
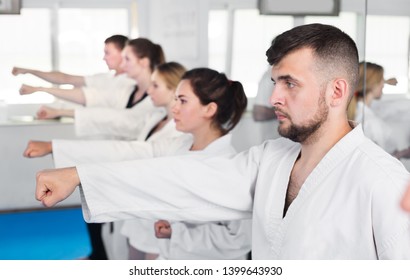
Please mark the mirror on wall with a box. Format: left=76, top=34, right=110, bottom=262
left=207, top=0, right=368, bottom=150
left=363, top=0, right=410, bottom=171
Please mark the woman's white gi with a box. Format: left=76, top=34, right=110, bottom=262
left=83, top=73, right=136, bottom=109
left=75, top=125, right=410, bottom=259
left=356, top=101, right=409, bottom=153
left=74, top=97, right=158, bottom=140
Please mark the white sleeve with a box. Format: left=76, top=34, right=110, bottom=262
left=158, top=219, right=252, bottom=259
left=363, top=113, right=396, bottom=154
left=74, top=98, right=156, bottom=140
left=76, top=146, right=263, bottom=223
left=52, top=139, right=155, bottom=168
left=371, top=166, right=410, bottom=259
left=52, top=135, right=192, bottom=168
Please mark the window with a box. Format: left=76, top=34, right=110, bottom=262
left=208, top=10, right=229, bottom=73
left=305, top=12, right=358, bottom=44
left=230, top=10, right=293, bottom=98
left=0, top=5, right=130, bottom=104
left=0, top=8, right=53, bottom=104
left=365, top=15, right=410, bottom=95
left=208, top=8, right=293, bottom=99
left=58, top=8, right=129, bottom=75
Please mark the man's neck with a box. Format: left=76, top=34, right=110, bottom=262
left=298, top=119, right=352, bottom=169
left=283, top=120, right=352, bottom=217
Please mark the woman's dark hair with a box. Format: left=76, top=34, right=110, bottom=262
left=182, top=68, right=248, bottom=134
left=127, top=38, right=166, bottom=72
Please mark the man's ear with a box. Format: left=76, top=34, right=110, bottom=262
left=204, top=102, right=218, bottom=118
left=330, top=78, right=349, bottom=107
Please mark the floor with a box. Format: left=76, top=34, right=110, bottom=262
left=0, top=208, right=91, bottom=260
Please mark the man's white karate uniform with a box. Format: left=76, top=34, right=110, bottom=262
left=75, top=125, right=410, bottom=259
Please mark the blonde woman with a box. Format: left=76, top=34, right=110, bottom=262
left=347, top=62, right=409, bottom=155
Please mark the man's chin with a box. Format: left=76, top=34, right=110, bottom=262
left=277, top=127, right=289, bottom=138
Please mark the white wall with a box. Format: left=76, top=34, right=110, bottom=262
left=0, top=118, right=80, bottom=212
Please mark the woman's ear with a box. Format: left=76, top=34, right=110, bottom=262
left=204, top=102, right=218, bottom=118
left=139, top=57, right=150, bottom=69
left=330, top=78, right=349, bottom=107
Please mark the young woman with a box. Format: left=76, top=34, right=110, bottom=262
left=121, top=68, right=251, bottom=260
left=14, top=34, right=136, bottom=109
left=23, top=62, right=186, bottom=259
left=27, top=68, right=251, bottom=260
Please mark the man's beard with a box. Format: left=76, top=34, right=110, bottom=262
left=276, top=93, right=329, bottom=143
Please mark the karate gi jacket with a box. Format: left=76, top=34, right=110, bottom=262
left=74, top=97, right=158, bottom=140
left=356, top=101, right=409, bottom=153
left=83, top=73, right=136, bottom=109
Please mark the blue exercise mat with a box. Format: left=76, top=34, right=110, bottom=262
left=0, top=208, right=91, bottom=260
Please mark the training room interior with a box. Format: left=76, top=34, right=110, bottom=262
left=0, top=0, right=409, bottom=259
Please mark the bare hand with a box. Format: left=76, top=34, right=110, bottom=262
left=385, top=77, right=398, bottom=86
left=19, top=84, right=39, bottom=95
left=154, top=220, right=172, bottom=238
left=36, top=105, right=60, bottom=119
left=401, top=181, right=410, bottom=212
left=23, top=140, right=52, bottom=158
left=36, top=167, right=80, bottom=207
left=12, top=67, right=28, bottom=76
left=392, top=147, right=410, bottom=159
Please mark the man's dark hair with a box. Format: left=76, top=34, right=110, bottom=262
left=266, top=23, right=359, bottom=97
left=105, top=34, right=129, bottom=50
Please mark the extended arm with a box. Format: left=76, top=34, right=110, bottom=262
left=23, top=141, right=52, bottom=158
left=35, top=147, right=261, bottom=223
left=36, top=105, right=74, bottom=119
left=20, top=84, right=86, bottom=105
left=393, top=147, right=410, bottom=159
left=36, top=167, right=80, bottom=207
left=12, top=67, right=85, bottom=87
left=51, top=138, right=173, bottom=168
